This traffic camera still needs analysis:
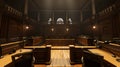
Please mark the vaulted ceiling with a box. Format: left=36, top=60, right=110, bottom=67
left=3, top=0, right=117, bottom=38
left=4, top=0, right=116, bottom=22
left=30, top=0, right=87, bottom=10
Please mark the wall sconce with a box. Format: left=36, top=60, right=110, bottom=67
left=93, top=25, right=96, bottom=29
left=66, top=28, right=69, bottom=32
left=51, top=28, right=54, bottom=32
left=25, top=26, right=29, bottom=30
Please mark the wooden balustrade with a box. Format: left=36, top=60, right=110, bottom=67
left=76, top=36, right=94, bottom=46
left=0, top=41, right=24, bottom=57
left=24, top=45, right=51, bottom=64
left=98, top=43, right=120, bottom=57
left=25, top=36, right=44, bottom=46
left=69, top=45, right=96, bottom=64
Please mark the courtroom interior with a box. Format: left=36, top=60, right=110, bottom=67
left=0, top=0, right=120, bottom=67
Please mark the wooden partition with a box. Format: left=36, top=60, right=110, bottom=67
left=0, top=41, right=24, bottom=57
left=24, top=45, right=51, bottom=64
left=69, top=45, right=96, bottom=64
left=77, top=36, right=93, bottom=46
left=45, top=39, right=75, bottom=46
left=69, top=45, right=83, bottom=64
left=98, top=43, right=120, bottom=57
left=25, top=36, right=44, bottom=46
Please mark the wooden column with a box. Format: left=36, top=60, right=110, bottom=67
left=24, top=0, right=28, bottom=15
left=0, top=14, right=2, bottom=33
left=0, top=0, right=5, bottom=44
left=0, top=0, right=4, bottom=38
left=80, top=11, right=83, bottom=23
left=37, top=12, right=40, bottom=22
left=91, top=0, right=96, bottom=19
left=23, top=0, right=28, bottom=37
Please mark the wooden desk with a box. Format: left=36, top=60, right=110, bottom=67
left=75, top=46, right=96, bottom=49
left=0, top=49, right=32, bottom=67
left=69, top=45, right=96, bottom=64
left=88, top=49, right=120, bottom=67
left=24, top=45, right=51, bottom=64
left=109, top=43, right=120, bottom=46
left=1, top=41, right=24, bottom=47
left=45, top=39, right=75, bottom=46
left=24, top=46, right=46, bottom=49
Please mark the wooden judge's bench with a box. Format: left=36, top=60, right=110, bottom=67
left=45, top=39, right=75, bottom=46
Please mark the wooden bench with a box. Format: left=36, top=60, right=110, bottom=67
left=24, top=45, right=51, bottom=64
left=69, top=45, right=96, bottom=64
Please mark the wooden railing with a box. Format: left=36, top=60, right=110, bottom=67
left=98, top=43, right=120, bottom=57
left=0, top=41, right=24, bottom=57
left=24, top=45, right=51, bottom=64
left=45, top=39, right=75, bottom=46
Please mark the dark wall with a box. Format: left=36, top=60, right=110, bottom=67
left=81, top=1, right=120, bottom=41
left=38, top=24, right=81, bottom=39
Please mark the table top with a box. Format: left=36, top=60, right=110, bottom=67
left=88, top=49, right=120, bottom=67
left=1, top=41, right=24, bottom=47
left=0, top=49, right=32, bottom=67
left=24, top=46, right=46, bottom=49
left=75, top=46, right=96, bottom=48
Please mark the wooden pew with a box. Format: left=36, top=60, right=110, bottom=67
left=69, top=45, right=96, bottom=64
left=24, top=45, right=51, bottom=64
left=0, top=41, right=24, bottom=57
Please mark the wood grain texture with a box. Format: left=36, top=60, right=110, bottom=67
left=34, top=49, right=82, bottom=67
left=49, top=50, right=71, bottom=67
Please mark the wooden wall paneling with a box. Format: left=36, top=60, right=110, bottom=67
left=0, top=46, right=2, bottom=57
left=96, top=1, right=120, bottom=41
left=112, top=14, right=119, bottom=38
left=117, top=12, right=120, bottom=37
left=8, top=18, right=20, bottom=42
left=0, top=14, right=9, bottom=43
left=98, top=16, right=113, bottom=40
left=0, top=13, right=2, bottom=41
